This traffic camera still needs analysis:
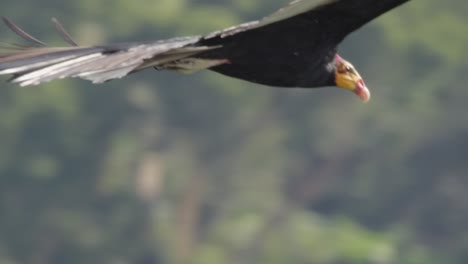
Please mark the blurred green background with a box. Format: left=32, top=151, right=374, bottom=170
left=0, top=0, right=467, bottom=263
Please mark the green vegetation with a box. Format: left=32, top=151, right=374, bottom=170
left=0, top=0, right=467, bottom=263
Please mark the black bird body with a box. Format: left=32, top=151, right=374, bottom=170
left=199, top=18, right=339, bottom=88
left=197, top=0, right=411, bottom=88
left=0, top=0, right=411, bottom=101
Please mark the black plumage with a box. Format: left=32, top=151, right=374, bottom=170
left=0, top=0, right=411, bottom=101
left=199, top=0, right=410, bottom=88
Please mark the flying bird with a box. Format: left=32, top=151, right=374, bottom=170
left=0, top=0, right=411, bottom=101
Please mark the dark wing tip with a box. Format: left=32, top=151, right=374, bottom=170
left=2, top=17, right=48, bottom=46
left=2, top=17, right=80, bottom=48
left=51, top=17, right=79, bottom=47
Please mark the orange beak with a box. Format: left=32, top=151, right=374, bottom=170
left=334, top=56, right=371, bottom=102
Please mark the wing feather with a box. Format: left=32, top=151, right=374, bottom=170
left=2, top=17, right=47, bottom=46
left=0, top=18, right=217, bottom=86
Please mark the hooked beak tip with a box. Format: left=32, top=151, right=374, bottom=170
left=355, top=80, right=371, bottom=103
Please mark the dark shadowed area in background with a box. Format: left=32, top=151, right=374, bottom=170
left=0, top=0, right=467, bottom=263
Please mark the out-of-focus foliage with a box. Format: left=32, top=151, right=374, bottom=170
left=0, top=0, right=467, bottom=263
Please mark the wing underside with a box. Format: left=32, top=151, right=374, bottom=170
left=0, top=18, right=219, bottom=86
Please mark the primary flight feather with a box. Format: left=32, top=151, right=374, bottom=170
left=0, top=0, right=411, bottom=101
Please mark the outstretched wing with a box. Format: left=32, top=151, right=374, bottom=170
left=0, top=18, right=215, bottom=86
left=204, top=0, right=411, bottom=41
left=0, top=0, right=411, bottom=87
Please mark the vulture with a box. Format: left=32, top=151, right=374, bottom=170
left=0, top=0, right=411, bottom=101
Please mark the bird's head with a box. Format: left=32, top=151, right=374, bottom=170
left=334, top=55, right=370, bottom=102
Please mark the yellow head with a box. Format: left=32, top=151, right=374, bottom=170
left=334, top=55, right=370, bottom=102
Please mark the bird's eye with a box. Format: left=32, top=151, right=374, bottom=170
left=337, top=64, right=352, bottom=74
